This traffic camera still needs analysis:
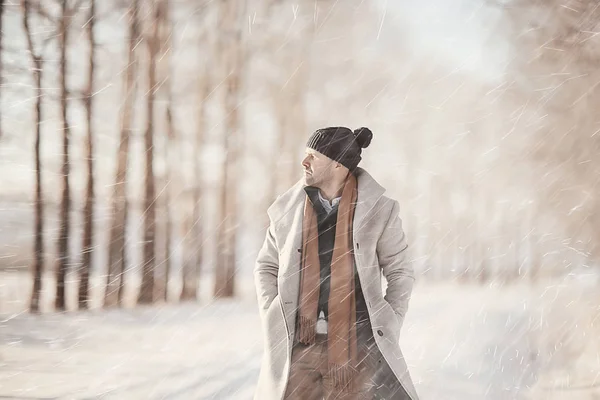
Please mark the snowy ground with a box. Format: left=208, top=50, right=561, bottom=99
left=0, top=274, right=599, bottom=400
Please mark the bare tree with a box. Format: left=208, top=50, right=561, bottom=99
left=22, top=0, right=45, bottom=313
left=78, top=0, right=96, bottom=310
left=137, top=0, right=161, bottom=304
left=105, top=0, right=140, bottom=307
left=54, top=0, right=72, bottom=311
left=180, top=212, right=199, bottom=300
left=181, top=8, right=212, bottom=302
left=528, top=212, right=541, bottom=283
left=163, top=105, right=173, bottom=301
left=284, top=63, right=309, bottom=188
left=213, top=0, right=247, bottom=298
left=180, top=76, right=207, bottom=301
left=0, top=0, right=4, bottom=140
left=260, top=0, right=312, bottom=202
left=157, top=0, right=173, bottom=302
left=500, top=0, right=600, bottom=268
left=475, top=191, right=491, bottom=284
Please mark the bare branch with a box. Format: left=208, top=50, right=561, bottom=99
left=32, top=0, right=57, bottom=24
left=21, top=0, right=41, bottom=68
left=67, top=0, right=86, bottom=16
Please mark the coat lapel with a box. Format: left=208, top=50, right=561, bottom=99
left=267, top=180, right=304, bottom=234
left=352, top=168, right=386, bottom=236
left=268, top=167, right=386, bottom=234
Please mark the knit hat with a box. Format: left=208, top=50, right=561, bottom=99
left=306, top=126, right=373, bottom=171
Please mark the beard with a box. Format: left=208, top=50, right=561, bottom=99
left=303, top=172, right=315, bottom=186
left=303, top=168, right=330, bottom=187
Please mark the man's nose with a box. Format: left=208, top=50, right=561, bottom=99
left=301, top=157, right=309, bottom=169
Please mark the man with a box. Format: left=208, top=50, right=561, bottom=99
left=254, top=127, right=419, bottom=400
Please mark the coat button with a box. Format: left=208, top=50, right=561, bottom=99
left=377, top=330, right=384, bottom=336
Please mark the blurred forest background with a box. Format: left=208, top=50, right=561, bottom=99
left=0, top=0, right=599, bottom=313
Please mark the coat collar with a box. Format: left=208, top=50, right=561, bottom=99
left=267, top=167, right=386, bottom=232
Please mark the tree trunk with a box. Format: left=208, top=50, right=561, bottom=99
left=0, top=0, right=4, bottom=140
left=105, top=0, right=140, bottom=308
left=213, top=1, right=246, bottom=299
left=55, top=0, right=71, bottom=312
left=268, top=104, right=286, bottom=203
left=161, top=0, right=172, bottom=303
left=286, top=31, right=312, bottom=189
left=527, top=205, right=540, bottom=283
left=163, top=105, right=173, bottom=302
left=22, top=0, right=44, bottom=313
left=181, top=61, right=209, bottom=302
left=137, top=2, right=160, bottom=305
left=264, top=1, right=287, bottom=207
left=479, top=194, right=493, bottom=284
left=180, top=215, right=197, bottom=301
left=286, top=75, right=307, bottom=188
left=78, top=0, right=95, bottom=310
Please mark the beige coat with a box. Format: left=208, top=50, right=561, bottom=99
left=253, top=168, right=419, bottom=400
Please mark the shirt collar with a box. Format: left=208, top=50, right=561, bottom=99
left=303, top=186, right=340, bottom=215
left=317, top=190, right=340, bottom=213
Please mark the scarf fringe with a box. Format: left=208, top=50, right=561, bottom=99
left=298, top=316, right=316, bottom=345
left=329, top=362, right=358, bottom=392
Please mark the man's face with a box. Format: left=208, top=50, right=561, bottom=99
left=301, top=148, right=336, bottom=188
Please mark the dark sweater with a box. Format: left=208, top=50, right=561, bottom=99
left=304, top=187, right=369, bottom=324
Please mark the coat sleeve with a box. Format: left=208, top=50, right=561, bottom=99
left=377, top=199, right=415, bottom=330
left=253, top=221, right=280, bottom=320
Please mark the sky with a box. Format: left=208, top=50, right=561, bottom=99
left=376, top=0, right=512, bottom=83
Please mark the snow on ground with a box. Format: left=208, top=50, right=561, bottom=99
left=0, top=274, right=599, bottom=399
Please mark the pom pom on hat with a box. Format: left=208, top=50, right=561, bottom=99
left=353, top=127, right=372, bottom=149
